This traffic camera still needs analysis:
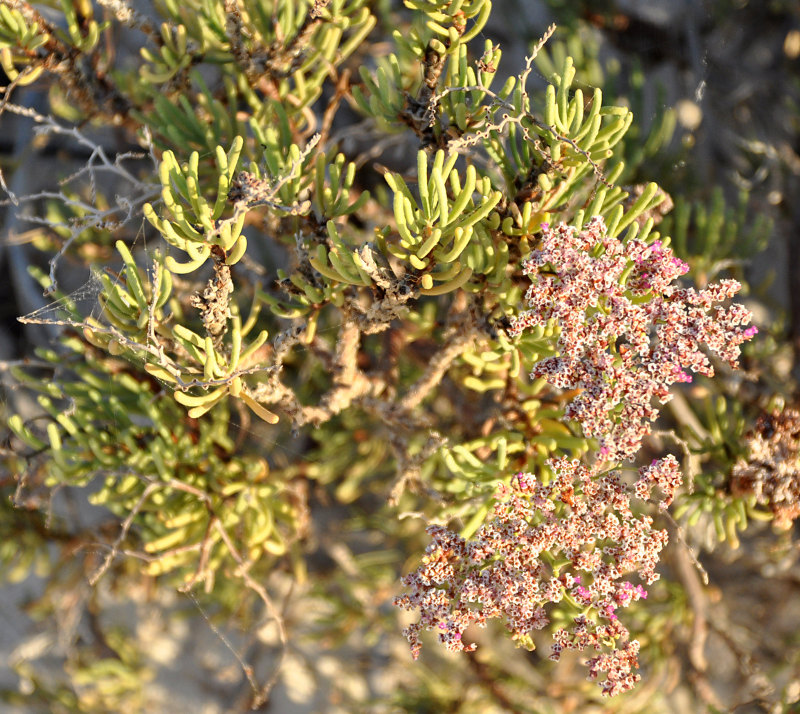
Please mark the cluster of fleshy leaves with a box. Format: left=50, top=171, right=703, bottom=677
left=396, top=217, right=758, bottom=695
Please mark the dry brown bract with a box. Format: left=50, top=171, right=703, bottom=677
left=731, top=407, right=800, bottom=528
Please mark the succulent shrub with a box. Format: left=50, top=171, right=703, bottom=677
left=0, top=0, right=789, bottom=711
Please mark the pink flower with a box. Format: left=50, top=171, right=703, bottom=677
left=634, top=454, right=682, bottom=508
left=394, top=458, right=666, bottom=695
left=510, top=217, right=757, bottom=461
left=396, top=217, right=756, bottom=696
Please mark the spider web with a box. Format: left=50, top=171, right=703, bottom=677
left=17, top=267, right=108, bottom=328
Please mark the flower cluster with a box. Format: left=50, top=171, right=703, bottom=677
left=510, top=217, right=757, bottom=462
left=394, top=458, right=667, bottom=696
left=730, top=406, right=800, bottom=528
left=396, top=217, right=758, bottom=695
left=634, top=454, right=682, bottom=509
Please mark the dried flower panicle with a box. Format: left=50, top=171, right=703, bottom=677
left=510, top=217, right=757, bottom=461
left=394, top=457, right=667, bottom=696
left=731, top=407, right=800, bottom=528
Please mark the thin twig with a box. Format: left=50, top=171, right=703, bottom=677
left=88, top=481, right=161, bottom=585
left=211, top=519, right=288, bottom=707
